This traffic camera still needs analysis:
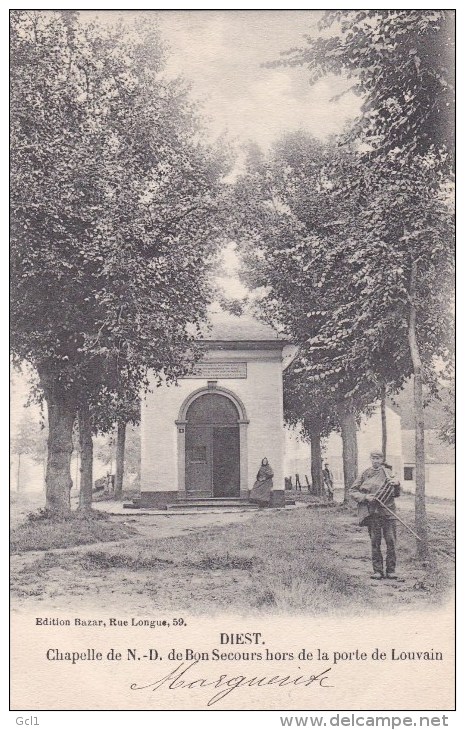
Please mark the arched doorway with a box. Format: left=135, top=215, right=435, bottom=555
left=185, top=392, right=240, bottom=498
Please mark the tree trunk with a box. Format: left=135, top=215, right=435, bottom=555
left=115, top=419, right=126, bottom=500
left=40, top=371, right=75, bottom=516
left=78, top=402, right=93, bottom=512
left=17, top=452, right=22, bottom=492
left=42, top=451, right=46, bottom=492
left=109, top=432, right=115, bottom=476
left=408, top=260, right=429, bottom=560
left=380, top=382, right=387, bottom=462
left=75, top=450, right=79, bottom=492
left=309, top=424, right=323, bottom=496
left=338, top=402, right=358, bottom=503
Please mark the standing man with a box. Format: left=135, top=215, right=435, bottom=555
left=350, top=450, right=401, bottom=580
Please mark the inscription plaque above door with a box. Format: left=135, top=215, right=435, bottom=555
left=185, top=362, right=247, bottom=379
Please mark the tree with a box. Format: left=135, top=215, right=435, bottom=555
left=232, top=133, right=410, bottom=501
left=273, top=11, right=454, bottom=558
left=124, top=423, right=141, bottom=485
left=94, top=431, right=115, bottom=474
left=437, top=385, right=455, bottom=446
left=353, top=159, right=454, bottom=556
left=11, top=413, right=47, bottom=492
left=274, top=10, right=454, bottom=164
left=90, top=389, right=141, bottom=500
left=114, top=416, right=128, bottom=500
left=284, top=365, right=339, bottom=496
left=11, top=11, right=230, bottom=515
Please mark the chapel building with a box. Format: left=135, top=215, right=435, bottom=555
left=140, top=309, right=296, bottom=508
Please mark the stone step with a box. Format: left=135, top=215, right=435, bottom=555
left=125, top=497, right=293, bottom=511
left=166, top=499, right=258, bottom=510
left=184, top=495, right=240, bottom=500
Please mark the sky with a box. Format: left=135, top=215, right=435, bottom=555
left=157, top=10, right=361, bottom=149
left=86, top=10, right=360, bottom=151
left=151, top=11, right=361, bottom=295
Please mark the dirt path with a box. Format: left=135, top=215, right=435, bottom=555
left=117, top=509, right=260, bottom=540
left=10, top=497, right=454, bottom=615
left=10, top=508, right=265, bottom=614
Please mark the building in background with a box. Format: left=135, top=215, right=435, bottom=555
left=325, top=405, right=403, bottom=486
left=284, top=407, right=455, bottom=501
left=401, top=429, right=455, bottom=500
left=284, top=405, right=403, bottom=490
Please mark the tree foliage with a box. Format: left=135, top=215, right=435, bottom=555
left=11, top=10, right=229, bottom=391
left=264, top=11, right=455, bottom=555
left=11, top=413, right=46, bottom=463
left=274, top=10, right=454, bottom=164
left=437, top=386, right=455, bottom=446
left=233, top=133, right=413, bottom=409
left=232, top=134, right=386, bottom=495
left=233, top=123, right=453, bottom=506
left=10, top=10, right=230, bottom=513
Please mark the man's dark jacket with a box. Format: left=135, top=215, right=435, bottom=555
left=350, top=466, right=401, bottom=525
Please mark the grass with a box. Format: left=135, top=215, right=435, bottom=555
left=10, top=499, right=455, bottom=615
left=10, top=509, right=136, bottom=554
left=81, top=549, right=174, bottom=570
left=285, top=488, right=338, bottom=504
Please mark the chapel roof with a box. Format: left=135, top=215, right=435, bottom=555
left=198, top=307, right=285, bottom=342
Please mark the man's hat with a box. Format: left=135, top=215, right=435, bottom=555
left=370, top=449, right=383, bottom=458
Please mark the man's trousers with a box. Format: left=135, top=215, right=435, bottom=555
left=367, top=517, right=397, bottom=574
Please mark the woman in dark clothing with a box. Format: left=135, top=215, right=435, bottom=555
left=250, top=457, right=274, bottom=506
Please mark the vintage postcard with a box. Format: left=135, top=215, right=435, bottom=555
left=10, top=8, right=455, bottom=715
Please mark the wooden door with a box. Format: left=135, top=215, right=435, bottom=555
left=185, top=393, right=240, bottom=498
left=185, top=425, right=212, bottom=496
